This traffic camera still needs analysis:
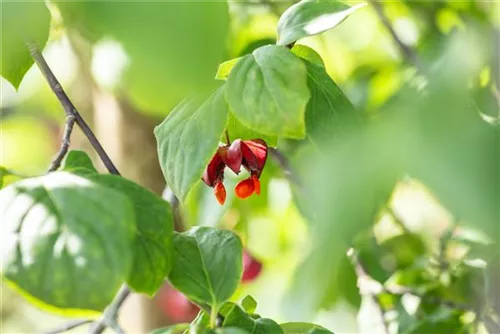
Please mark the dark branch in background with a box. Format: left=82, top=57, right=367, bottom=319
left=48, top=115, right=75, bottom=172
left=27, top=42, right=120, bottom=176
left=348, top=249, right=390, bottom=334
left=268, top=147, right=302, bottom=188
left=368, top=0, right=419, bottom=69
left=43, top=319, right=92, bottom=334
left=28, top=42, right=130, bottom=334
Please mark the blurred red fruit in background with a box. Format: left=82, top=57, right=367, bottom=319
left=241, top=250, right=263, bottom=282
left=155, top=283, right=199, bottom=323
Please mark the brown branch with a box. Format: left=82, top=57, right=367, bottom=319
left=27, top=42, right=120, bottom=176
left=48, top=115, right=75, bottom=172
left=28, top=42, right=130, bottom=334
left=88, top=285, right=130, bottom=334
left=369, top=0, right=419, bottom=68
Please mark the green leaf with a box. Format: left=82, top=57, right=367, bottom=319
left=168, top=227, right=243, bottom=308
left=277, top=1, right=366, bottom=46
left=61, top=150, right=98, bottom=175
left=0, top=167, right=8, bottom=189
left=216, top=58, right=243, bottom=81
left=0, top=2, right=51, bottom=89
left=280, top=323, right=332, bottom=334
left=223, top=303, right=283, bottom=334
left=151, top=323, right=190, bottom=334
left=86, top=174, right=174, bottom=295
left=291, top=45, right=324, bottom=67
left=303, top=60, right=359, bottom=146
left=0, top=172, right=135, bottom=314
left=224, top=112, right=278, bottom=147
left=241, top=295, right=257, bottom=314
left=155, top=86, right=229, bottom=201
left=226, top=45, right=310, bottom=139
left=55, top=2, right=229, bottom=115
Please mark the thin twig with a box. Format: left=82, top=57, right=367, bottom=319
left=88, top=285, right=130, bottom=334
left=268, top=147, right=302, bottom=187
left=48, top=115, right=75, bottom=172
left=43, top=319, right=92, bottom=334
left=369, top=0, right=419, bottom=68
left=27, top=42, right=120, bottom=176
left=348, top=249, right=390, bottom=334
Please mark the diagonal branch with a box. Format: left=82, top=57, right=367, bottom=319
left=88, top=285, right=131, bottom=334
left=268, top=147, right=302, bottom=187
left=369, top=0, right=419, bottom=68
left=48, top=114, right=75, bottom=172
left=43, top=319, right=92, bottom=334
left=28, top=42, right=130, bottom=334
left=27, top=42, right=120, bottom=176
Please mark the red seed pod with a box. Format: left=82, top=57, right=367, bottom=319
left=242, top=251, right=263, bottom=282
left=214, top=181, right=226, bottom=205
left=235, top=177, right=255, bottom=199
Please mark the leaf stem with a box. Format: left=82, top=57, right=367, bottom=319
left=27, top=42, right=120, bottom=176
left=225, top=129, right=231, bottom=145
left=209, top=304, right=218, bottom=328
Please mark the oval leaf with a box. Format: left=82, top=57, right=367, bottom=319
left=0, top=172, right=135, bottom=313
left=303, top=60, right=359, bottom=146
left=226, top=45, right=310, bottom=139
left=277, top=0, right=366, bottom=46
left=87, top=174, right=174, bottom=295
left=1, top=2, right=51, bottom=89
left=154, top=86, right=229, bottom=201
left=168, top=227, right=243, bottom=308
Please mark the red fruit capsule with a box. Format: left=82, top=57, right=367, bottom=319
left=214, top=182, right=226, bottom=205
left=235, top=177, right=255, bottom=199
left=252, top=175, right=261, bottom=195
left=242, top=251, right=263, bottom=282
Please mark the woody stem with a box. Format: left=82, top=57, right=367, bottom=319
left=224, top=129, right=231, bottom=145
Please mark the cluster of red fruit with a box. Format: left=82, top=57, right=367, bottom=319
left=156, top=250, right=262, bottom=323
left=202, top=139, right=268, bottom=205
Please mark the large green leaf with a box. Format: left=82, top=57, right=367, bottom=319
left=86, top=174, right=174, bottom=296
left=303, top=60, right=359, bottom=146
left=226, top=45, right=310, bottom=139
left=0, top=172, right=135, bottom=314
left=55, top=2, right=229, bottom=114
left=280, top=323, right=332, bottom=334
left=168, top=227, right=243, bottom=308
left=277, top=0, right=365, bottom=46
left=0, top=2, right=51, bottom=89
left=154, top=86, right=229, bottom=201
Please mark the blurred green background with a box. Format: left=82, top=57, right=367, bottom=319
left=1, top=1, right=498, bottom=333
